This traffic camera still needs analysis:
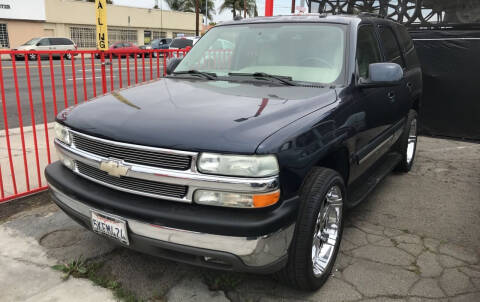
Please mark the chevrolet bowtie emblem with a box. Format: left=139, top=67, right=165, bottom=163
left=99, top=159, right=130, bottom=178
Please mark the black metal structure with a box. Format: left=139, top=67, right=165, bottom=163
left=307, top=0, right=480, bottom=27
left=307, top=0, right=480, bottom=140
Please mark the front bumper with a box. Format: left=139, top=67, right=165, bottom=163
left=46, top=162, right=298, bottom=272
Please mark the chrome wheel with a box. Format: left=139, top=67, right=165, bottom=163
left=406, top=118, right=417, bottom=165
left=311, top=185, right=343, bottom=277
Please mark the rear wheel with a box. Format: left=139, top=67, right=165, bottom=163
left=64, top=53, right=72, bottom=60
left=394, top=109, right=418, bottom=172
left=277, top=167, right=345, bottom=290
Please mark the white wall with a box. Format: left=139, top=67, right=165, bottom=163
left=0, top=0, right=46, bottom=21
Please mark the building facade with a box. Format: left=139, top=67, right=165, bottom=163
left=0, top=0, right=202, bottom=49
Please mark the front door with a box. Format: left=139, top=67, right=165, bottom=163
left=349, top=23, right=399, bottom=180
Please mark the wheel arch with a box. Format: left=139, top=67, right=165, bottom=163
left=314, top=146, right=350, bottom=184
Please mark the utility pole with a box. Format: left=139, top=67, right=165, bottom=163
left=244, top=0, right=247, bottom=18
left=195, top=0, right=199, bottom=36
left=291, top=0, right=295, bottom=13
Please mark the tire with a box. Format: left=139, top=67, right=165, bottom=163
left=28, top=53, right=37, bottom=61
left=394, top=109, right=418, bottom=173
left=277, top=167, right=345, bottom=290
left=64, top=53, right=72, bottom=60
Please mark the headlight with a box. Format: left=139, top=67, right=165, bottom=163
left=194, top=190, right=280, bottom=208
left=197, top=153, right=279, bottom=177
left=54, top=122, right=71, bottom=145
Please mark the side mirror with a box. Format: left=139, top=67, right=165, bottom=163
left=166, top=58, right=182, bottom=75
left=36, top=43, right=41, bottom=46
left=358, top=63, right=403, bottom=88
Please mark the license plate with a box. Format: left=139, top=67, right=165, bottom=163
left=91, top=211, right=129, bottom=245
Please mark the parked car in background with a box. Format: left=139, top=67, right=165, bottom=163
left=169, top=36, right=200, bottom=50
left=46, top=15, right=422, bottom=291
left=13, top=37, right=77, bottom=61
left=95, top=42, right=140, bottom=58
left=140, top=38, right=173, bottom=57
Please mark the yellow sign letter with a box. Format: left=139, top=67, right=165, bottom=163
left=95, top=0, right=108, bottom=50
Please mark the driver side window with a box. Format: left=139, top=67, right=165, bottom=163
left=356, top=25, right=381, bottom=79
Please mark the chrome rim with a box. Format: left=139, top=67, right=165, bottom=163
left=406, top=118, right=417, bottom=165
left=311, top=185, right=343, bottom=277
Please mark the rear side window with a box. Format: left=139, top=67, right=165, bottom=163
left=49, top=38, right=73, bottom=45
left=395, top=25, right=414, bottom=52
left=379, top=26, right=405, bottom=68
left=170, top=38, right=193, bottom=48
left=356, top=25, right=382, bottom=79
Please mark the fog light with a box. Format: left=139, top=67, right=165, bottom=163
left=58, top=153, right=75, bottom=170
left=194, top=190, right=280, bottom=208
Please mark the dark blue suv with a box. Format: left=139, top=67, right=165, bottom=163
left=46, top=14, right=422, bottom=291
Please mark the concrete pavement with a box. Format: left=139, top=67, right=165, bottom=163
left=0, top=136, right=479, bottom=301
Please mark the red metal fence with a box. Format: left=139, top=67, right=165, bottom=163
left=0, top=48, right=190, bottom=203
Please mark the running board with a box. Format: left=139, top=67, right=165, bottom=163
left=347, top=152, right=402, bottom=208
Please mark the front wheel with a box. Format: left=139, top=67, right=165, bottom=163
left=394, top=109, right=418, bottom=172
left=277, top=167, right=345, bottom=290
left=28, top=53, right=37, bottom=61
left=64, top=53, right=72, bottom=60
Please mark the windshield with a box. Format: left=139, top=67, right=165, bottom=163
left=175, top=23, right=346, bottom=84
left=22, top=38, right=41, bottom=46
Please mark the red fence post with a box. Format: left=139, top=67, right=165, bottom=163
left=81, top=53, right=88, bottom=101
left=11, top=56, right=31, bottom=191
left=71, top=54, right=78, bottom=104
left=118, top=53, right=122, bottom=89
left=101, top=52, right=107, bottom=94
left=49, top=55, right=58, bottom=115
left=0, top=58, right=18, bottom=194
left=109, top=53, right=114, bottom=92
left=149, top=52, right=153, bottom=80
left=60, top=56, right=69, bottom=108
left=25, top=54, right=42, bottom=188
left=142, top=53, right=146, bottom=82
left=37, top=54, right=52, bottom=165
left=134, top=54, right=138, bottom=84
left=91, top=52, right=97, bottom=97
left=265, top=0, right=274, bottom=16
left=126, top=54, right=131, bottom=86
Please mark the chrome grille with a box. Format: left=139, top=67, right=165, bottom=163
left=71, top=132, right=192, bottom=170
left=76, top=161, right=188, bottom=199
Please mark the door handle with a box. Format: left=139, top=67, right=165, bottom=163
left=406, top=82, right=413, bottom=92
left=387, top=91, right=396, bottom=100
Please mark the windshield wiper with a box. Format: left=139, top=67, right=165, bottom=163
left=228, top=72, right=297, bottom=86
left=173, top=70, right=217, bottom=80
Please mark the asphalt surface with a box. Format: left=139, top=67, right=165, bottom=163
left=0, top=57, right=165, bottom=130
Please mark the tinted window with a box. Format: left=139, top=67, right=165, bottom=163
left=170, top=38, right=193, bottom=48
left=37, top=38, right=50, bottom=46
left=379, top=26, right=405, bottom=67
left=356, top=25, right=382, bottom=79
left=395, top=25, right=413, bottom=52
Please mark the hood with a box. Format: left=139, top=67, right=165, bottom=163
left=16, top=45, right=33, bottom=50
left=58, top=78, right=337, bottom=153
